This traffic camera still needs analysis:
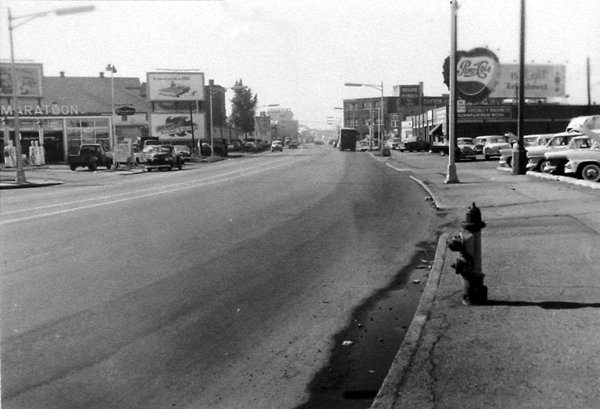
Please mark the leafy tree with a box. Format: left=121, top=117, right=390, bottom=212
left=229, top=79, right=257, bottom=140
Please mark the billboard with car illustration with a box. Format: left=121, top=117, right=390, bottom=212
left=147, top=72, right=205, bottom=101
left=150, top=113, right=206, bottom=140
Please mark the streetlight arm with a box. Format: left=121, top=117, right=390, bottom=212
left=344, top=82, right=382, bottom=91
left=10, top=6, right=95, bottom=29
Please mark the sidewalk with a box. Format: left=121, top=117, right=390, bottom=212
left=373, top=153, right=600, bottom=409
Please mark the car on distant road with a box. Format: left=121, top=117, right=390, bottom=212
left=271, top=141, right=283, bottom=152
left=145, top=145, right=183, bottom=171
left=173, top=145, right=191, bottom=162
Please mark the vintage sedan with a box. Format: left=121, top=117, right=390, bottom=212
left=498, top=134, right=554, bottom=168
left=431, top=138, right=477, bottom=160
left=474, top=135, right=514, bottom=160
left=271, top=141, right=283, bottom=152
left=526, top=131, right=583, bottom=172
left=540, top=136, right=592, bottom=174
left=145, top=145, right=183, bottom=171
left=563, top=146, right=600, bottom=182
left=173, top=145, right=192, bottom=162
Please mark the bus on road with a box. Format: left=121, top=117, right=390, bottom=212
left=338, top=128, right=358, bottom=151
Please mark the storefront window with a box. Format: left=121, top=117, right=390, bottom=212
left=66, top=117, right=112, bottom=154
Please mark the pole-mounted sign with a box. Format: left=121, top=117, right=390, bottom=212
left=116, top=106, right=136, bottom=116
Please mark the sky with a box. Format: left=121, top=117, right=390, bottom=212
left=1, top=0, right=599, bottom=128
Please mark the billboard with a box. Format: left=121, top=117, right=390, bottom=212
left=444, top=51, right=566, bottom=101
left=0, top=63, right=43, bottom=97
left=150, top=112, right=206, bottom=140
left=489, top=64, right=566, bottom=99
left=399, top=84, right=422, bottom=106
left=147, top=72, right=205, bottom=101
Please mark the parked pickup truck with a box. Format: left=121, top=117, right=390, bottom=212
left=68, top=144, right=113, bottom=171
left=399, top=137, right=430, bottom=152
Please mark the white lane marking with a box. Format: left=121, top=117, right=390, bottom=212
left=0, top=155, right=303, bottom=226
left=386, top=163, right=411, bottom=171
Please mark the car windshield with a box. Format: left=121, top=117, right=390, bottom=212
left=457, top=138, right=473, bottom=145
left=570, top=138, right=590, bottom=149
left=548, top=136, right=572, bottom=147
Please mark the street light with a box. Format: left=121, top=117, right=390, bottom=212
left=345, top=82, right=384, bottom=152
left=105, top=64, right=117, bottom=168
left=445, top=0, right=459, bottom=184
left=7, top=4, right=95, bottom=183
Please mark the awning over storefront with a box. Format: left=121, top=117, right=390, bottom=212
left=429, top=123, right=444, bottom=137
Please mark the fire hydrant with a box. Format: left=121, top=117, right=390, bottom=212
left=447, top=202, right=488, bottom=305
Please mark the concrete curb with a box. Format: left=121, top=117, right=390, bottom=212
left=497, top=166, right=600, bottom=189
left=371, top=232, right=450, bottom=408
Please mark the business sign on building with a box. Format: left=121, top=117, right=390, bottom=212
left=147, top=72, right=205, bottom=101
left=423, top=96, right=449, bottom=106
left=457, top=105, right=513, bottom=120
left=150, top=112, right=206, bottom=140
left=444, top=50, right=567, bottom=102
left=0, top=63, right=43, bottom=98
left=489, top=64, right=566, bottom=99
left=399, top=85, right=422, bottom=106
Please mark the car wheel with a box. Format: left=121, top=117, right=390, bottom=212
left=484, top=153, right=490, bottom=160
left=147, top=168, right=152, bottom=172
left=70, top=164, right=77, bottom=171
left=178, top=161, right=182, bottom=170
left=580, top=163, right=600, bottom=182
left=506, top=157, right=512, bottom=168
left=540, top=160, right=553, bottom=174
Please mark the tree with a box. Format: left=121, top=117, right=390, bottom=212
left=229, top=79, right=257, bottom=140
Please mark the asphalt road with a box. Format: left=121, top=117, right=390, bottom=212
left=1, top=145, right=438, bottom=409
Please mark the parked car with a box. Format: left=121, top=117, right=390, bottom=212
left=540, top=136, right=592, bottom=174
left=289, top=141, right=299, bottom=149
left=243, top=142, right=256, bottom=151
left=563, top=144, right=600, bottom=182
left=498, top=134, right=554, bottom=168
left=271, top=141, right=283, bottom=152
left=400, top=137, right=430, bottom=152
left=145, top=145, right=183, bottom=171
left=431, top=138, right=477, bottom=160
left=391, top=137, right=403, bottom=150
left=474, top=135, right=513, bottom=160
left=132, top=143, right=144, bottom=165
left=526, top=132, right=582, bottom=172
left=67, top=144, right=113, bottom=171
left=228, top=140, right=242, bottom=151
left=200, top=143, right=212, bottom=156
left=173, top=145, right=191, bottom=162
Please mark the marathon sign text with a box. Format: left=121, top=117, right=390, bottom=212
left=1, top=104, right=80, bottom=116
left=457, top=105, right=513, bottom=120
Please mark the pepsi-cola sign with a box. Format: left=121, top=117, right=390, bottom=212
left=443, top=47, right=500, bottom=103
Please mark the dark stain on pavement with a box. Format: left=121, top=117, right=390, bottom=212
left=295, top=238, right=440, bottom=409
